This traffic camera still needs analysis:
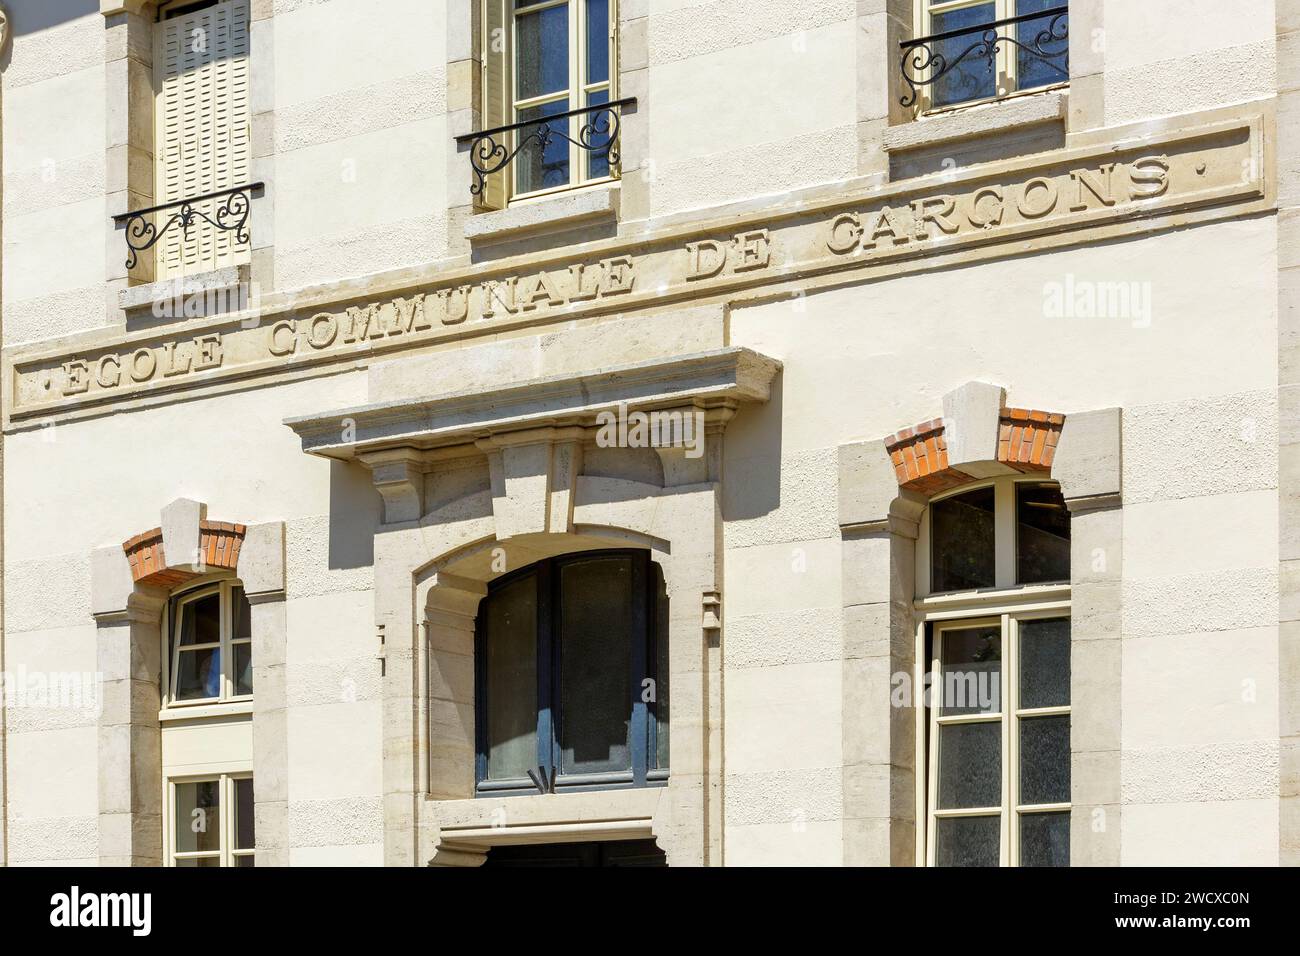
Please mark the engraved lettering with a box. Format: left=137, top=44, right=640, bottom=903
left=129, top=348, right=157, bottom=383
left=827, top=212, right=863, bottom=254
left=307, top=312, right=339, bottom=350
left=732, top=229, right=771, bottom=272
left=686, top=239, right=727, bottom=280
left=162, top=341, right=192, bottom=378
left=911, top=195, right=959, bottom=237
left=193, top=333, right=222, bottom=371
left=96, top=354, right=121, bottom=389
left=1129, top=154, right=1170, bottom=200
left=62, top=360, right=90, bottom=396
left=1070, top=163, right=1117, bottom=211
left=967, top=186, right=1005, bottom=228
left=269, top=320, right=298, bottom=356
left=600, top=255, right=635, bottom=295
left=1017, top=177, right=1058, bottom=218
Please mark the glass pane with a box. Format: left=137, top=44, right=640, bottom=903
left=653, top=563, right=669, bottom=771
left=174, top=780, right=220, bottom=854
left=930, top=486, right=996, bottom=592
left=515, top=99, right=571, bottom=194
left=1020, top=810, right=1070, bottom=867
left=484, top=574, right=539, bottom=782
left=234, top=778, right=255, bottom=850
left=559, top=556, right=633, bottom=776
left=236, top=855, right=255, bottom=868
left=1018, top=617, right=1070, bottom=709
left=935, top=815, right=1000, bottom=867
left=233, top=586, right=251, bottom=640
left=175, top=647, right=221, bottom=700
left=175, top=856, right=221, bottom=867
left=1016, top=0, right=1069, bottom=91
left=938, top=625, right=1001, bottom=715
left=586, top=0, right=609, bottom=84
left=1020, top=714, right=1070, bottom=805
left=1016, top=482, right=1070, bottom=584
left=937, top=721, right=1001, bottom=809
left=586, top=88, right=611, bottom=180
left=515, top=5, right=568, bottom=100
left=179, top=592, right=220, bottom=645
left=233, top=642, right=253, bottom=696
left=931, top=3, right=997, bottom=108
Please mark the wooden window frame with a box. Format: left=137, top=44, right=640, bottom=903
left=914, top=0, right=1069, bottom=114
left=162, top=579, right=252, bottom=709
left=501, top=0, right=619, bottom=204
left=473, top=549, right=668, bottom=796
left=165, top=772, right=254, bottom=867
left=915, top=475, right=1072, bottom=866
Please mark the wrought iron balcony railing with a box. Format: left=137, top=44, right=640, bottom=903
left=112, top=182, right=263, bottom=272
left=900, top=6, right=1068, bottom=109
left=456, top=97, right=635, bottom=201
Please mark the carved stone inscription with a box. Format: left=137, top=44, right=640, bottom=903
left=9, top=117, right=1263, bottom=418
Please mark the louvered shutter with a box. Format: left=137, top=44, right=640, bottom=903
left=479, top=0, right=509, bottom=210
left=155, top=0, right=251, bottom=280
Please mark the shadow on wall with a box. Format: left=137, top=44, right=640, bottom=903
left=720, top=369, right=783, bottom=522
left=327, top=459, right=380, bottom=570
left=9, top=0, right=98, bottom=38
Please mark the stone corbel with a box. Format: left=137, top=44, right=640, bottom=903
left=359, top=448, right=427, bottom=525
left=476, top=427, right=585, bottom=539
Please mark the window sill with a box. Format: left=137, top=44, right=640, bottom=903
left=118, top=263, right=252, bottom=319
left=159, top=700, right=254, bottom=723
left=913, top=583, right=1071, bottom=615
left=464, top=183, right=620, bottom=244
left=883, top=88, right=1067, bottom=154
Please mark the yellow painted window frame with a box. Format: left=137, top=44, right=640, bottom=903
left=165, top=772, right=254, bottom=867
left=504, top=0, right=618, bottom=204
left=914, top=475, right=1072, bottom=866
left=914, top=0, right=1068, bottom=114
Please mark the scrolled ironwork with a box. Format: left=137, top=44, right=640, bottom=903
left=113, top=183, right=263, bottom=271
left=900, top=6, right=1068, bottom=109
left=457, top=98, right=635, bottom=199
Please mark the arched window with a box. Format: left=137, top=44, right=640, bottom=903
left=475, top=550, right=668, bottom=795
left=918, top=477, right=1071, bottom=867
left=164, top=580, right=253, bottom=705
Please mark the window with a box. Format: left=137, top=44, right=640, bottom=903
left=914, top=0, right=1068, bottom=110
left=165, top=580, right=253, bottom=705
left=153, top=0, right=252, bottom=278
left=481, top=0, right=617, bottom=206
left=475, top=550, right=668, bottom=794
left=168, top=774, right=254, bottom=866
left=918, top=477, right=1071, bottom=866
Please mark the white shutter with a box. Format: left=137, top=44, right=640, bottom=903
left=479, top=0, right=509, bottom=210
left=155, top=0, right=251, bottom=280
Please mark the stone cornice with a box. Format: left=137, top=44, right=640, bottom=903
left=3, top=105, right=1271, bottom=427
left=284, top=346, right=781, bottom=460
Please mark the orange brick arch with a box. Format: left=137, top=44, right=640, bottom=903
left=885, top=407, right=1065, bottom=495
left=123, top=520, right=246, bottom=587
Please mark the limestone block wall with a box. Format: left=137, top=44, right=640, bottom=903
left=723, top=213, right=1280, bottom=865
left=0, top=368, right=381, bottom=864
left=267, top=0, right=448, bottom=292
left=1, top=4, right=107, bottom=348
left=641, top=0, right=859, bottom=219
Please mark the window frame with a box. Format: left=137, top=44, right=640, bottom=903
left=165, top=772, right=254, bottom=867
left=162, top=578, right=253, bottom=709
left=915, top=475, right=1072, bottom=866
left=913, top=0, right=1069, bottom=114
left=472, top=548, right=668, bottom=797
left=504, top=0, right=619, bottom=204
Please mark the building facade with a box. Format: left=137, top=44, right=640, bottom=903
left=0, top=0, right=1293, bottom=866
